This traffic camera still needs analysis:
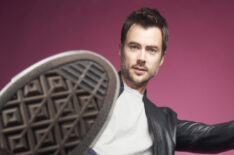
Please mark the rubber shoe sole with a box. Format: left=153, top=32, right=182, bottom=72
left=0, top=50, right=119, bottom=155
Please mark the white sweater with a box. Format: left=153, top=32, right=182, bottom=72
left=93, top=83, right=153, bottom=155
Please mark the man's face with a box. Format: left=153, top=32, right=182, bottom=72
left=120, top=24, right=164, bottom=87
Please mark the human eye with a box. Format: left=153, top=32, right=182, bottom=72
left=128, top=43, right=140, bottom=51
left=129, top=44, right=139, bottom=50
left=148, top=48, right=157, bottom=54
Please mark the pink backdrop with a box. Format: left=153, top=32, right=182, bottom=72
left=1, top=0, right=234, bottom=154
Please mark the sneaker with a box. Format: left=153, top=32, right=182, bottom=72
left=0, top=50, right=119, bottom=155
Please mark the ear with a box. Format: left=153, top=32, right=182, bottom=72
left=118, top=43, right=122, bottom=56
left=159, top=55, right=165, bottom=66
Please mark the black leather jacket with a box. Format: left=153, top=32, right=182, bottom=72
left=119, top=75, right=234, bottom=155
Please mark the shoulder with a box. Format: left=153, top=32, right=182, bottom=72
left=144, top=96, right=176, bottom=114
left=143, top=96, right=178, bottom=120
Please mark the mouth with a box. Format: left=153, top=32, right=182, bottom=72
left=132, top=66, right=148, bottom=74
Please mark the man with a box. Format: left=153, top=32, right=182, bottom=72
left=88, top=8, right=234, bottom=155
left=0, top=7, right=234, bottom=155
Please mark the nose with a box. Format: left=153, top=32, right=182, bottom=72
left=137, top=50, right=146, bottom=65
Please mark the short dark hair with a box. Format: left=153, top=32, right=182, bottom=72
left=121, top=8, right=169, bottom=55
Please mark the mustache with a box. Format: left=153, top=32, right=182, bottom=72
left=132, top=64, right=148, bottom=71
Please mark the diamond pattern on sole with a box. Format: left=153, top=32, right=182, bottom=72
left=0, top=58, right=114, bottom=155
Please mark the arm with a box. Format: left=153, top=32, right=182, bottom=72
left=176, top=120, right=234, bottom=153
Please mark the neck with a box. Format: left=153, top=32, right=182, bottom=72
left=121, top=74, right=147, bottom=94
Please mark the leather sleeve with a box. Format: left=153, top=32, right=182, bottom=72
left=176, top=120, right=234, bottom=153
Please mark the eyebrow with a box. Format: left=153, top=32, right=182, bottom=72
left=127, top=41, right=140, bottom=46
left=146, top=45, right=159, bottom=50
left=128, top=41, right=160, bottom=49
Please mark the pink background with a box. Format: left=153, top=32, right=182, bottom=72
left=1, top=0, right=234, bottom=154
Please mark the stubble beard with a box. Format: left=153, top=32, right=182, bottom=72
left=121, top=56, right=155, bottom=87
